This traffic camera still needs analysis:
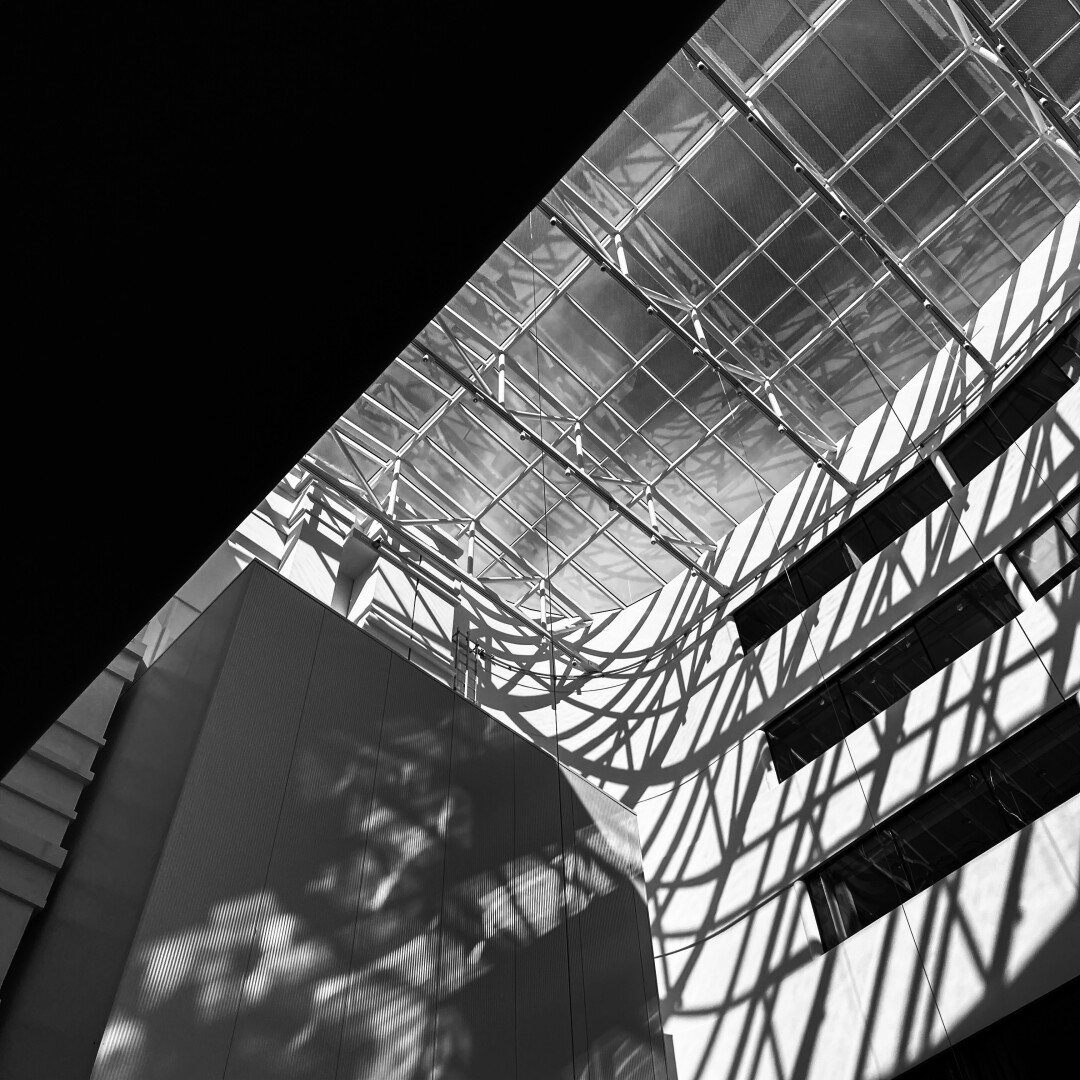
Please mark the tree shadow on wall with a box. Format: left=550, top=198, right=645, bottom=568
left=92, top=705, right=663, bottom=1080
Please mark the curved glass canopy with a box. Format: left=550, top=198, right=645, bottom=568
left=310, top=0, right=1080, bottom=618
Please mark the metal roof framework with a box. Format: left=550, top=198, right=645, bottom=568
left=309, top=0, right=1080, bottom=620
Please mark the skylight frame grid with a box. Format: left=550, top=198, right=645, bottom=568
left=313, top=0, right=1080, bottom=620
left=694, top=0, right=1079, bottom=327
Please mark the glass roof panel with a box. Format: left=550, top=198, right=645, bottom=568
left=428, top=402, right=525, bottom=492
left=550, top=562, right=619, bottom=614
left=716, top=0, right=808, bottom=70
left=563, top=159, right=635, bottom=226
left=568, top=265, right=667, bottom=357
left=1037, top=27, right=1080, bottom=107
left=643, top=334, right=702, bottom=392
left=406, top=439, right=492, bottom=517
left=646, top=172, right=754, bottom=283
left=572, top=531, right=663, bottom=608
left=607, top=368, right=671, bottom=428
left=585, top=113, right=674, bottom=203
left=775, top=367, right=855, bottom=441
left=638, top=400, right=708, bottom=463
left=841, top=284, right=936, bottom=389
left=629, top=66, right=717, bottom=158
left=797, top=327, right=895, bottom=424
left=507, top=210, right=583, bottom=284
left=1001, top=0, right=1076, bottom=61
left=607, top=517, right=685, bottom=582
left=715, top=404, right=812, bottom=491
left=299, top=0, right=1079, bottom=618
left=470, top=243, right=555, bottom=322
left=679, top=438, right=763, bottom=521
left=773, top=37, right=889, bottom=158
left=822, top=0, right=937, bottom=110
left=663, top=469, right=738, bottom=540
left=690, top=125, right=797, bottom=240
left=535, top=298, right=634, bottom=397
left=902, top=78, right=977, bottom=157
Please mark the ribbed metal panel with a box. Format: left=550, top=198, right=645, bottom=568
left=0, top=568, right=253, bottom=1080
left=513, top=738, right=576, bottom=1080
left=433, top=701, right=517, bottom=1079
left=92, top=565, right=324, bottom=1079
left=222, top=607, right=394, bottom=1079
left=335, top=651, right=455, bottom=1080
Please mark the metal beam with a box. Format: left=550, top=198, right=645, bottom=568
left=300, top=457, right=602, bottom=673
left=416, top=346, right=734, bottom=598
left=541, top=201, right=859, bottom=495
left=684, top=44, right=996, bottom=376
left=947, top=0, right=1080, bottom=162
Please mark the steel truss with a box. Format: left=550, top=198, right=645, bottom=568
left=541, top=201, right=859, bottom=495
left=684, top=43, right=995, bottom=375
left=300, top=457, right=601, bottom=673
left=417, top=346, right=735, bottom=598
left=945, top=0, right=1080, bottom=169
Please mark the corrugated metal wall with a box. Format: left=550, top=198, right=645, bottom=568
left=0, top=563, right=667, bottom=1080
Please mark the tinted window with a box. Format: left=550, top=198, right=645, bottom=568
left=854, top=462, right=950, bottom=551
left=766, top=566, right=1022, bottom=782
left=984, top=706, right=1080, bottom=825
left=811, top=831, right=911, bottom=949
left=733, top=575, right=805, bottom=649
left=1010, top=516, right=1079, bottom=599
left=766, top=683, right=851, bottom=781
left=913, top=565, right=1021, bottom=667
left=807, top=700, right=1080, bottom=949
left=1058, top=492, right=1079, bottom=541
left=794, top=540, right=855, bottom=606
left=889, top=770, right=1011, bottom=893
left=944, top=412, right=1009, bottom=485
left=943, top=332, right=1079, bottom=485
left=839, top=627, right=935, bottom=725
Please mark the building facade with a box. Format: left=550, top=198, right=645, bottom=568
left=2, top=2, right=1080, bottom=1078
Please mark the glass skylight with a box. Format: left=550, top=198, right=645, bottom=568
left=310, top=0, right=1080, bottom=618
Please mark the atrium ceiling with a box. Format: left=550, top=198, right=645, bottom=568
left=309, top=0, right=1080, bottom=619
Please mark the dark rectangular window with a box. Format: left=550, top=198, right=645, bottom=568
left=943, top=327, right=1079, bottom=484
left=793, top=539, right=855, bottom=606
left=807, top=699, right=1080, bottom=950
left=733, top=539, right=857, bottom=650
left=1058, top=492, right=1079, bottom=542
left=843, top=461, right=949, bottom=558
left=766, top=565, right=1022, bottom=782
left=767, top=683, right=852, bottom=781
left=941, top=413, right=1005, bottom=486
left=732, top=574, right=806, bottom=650
left=838, top=626, right=936, bottom=726
left=731, top=323, right=1076, bottom=655
left=913, top=564, right=1021, bottom=667
left=1009, top=496, right=1080, bottom=600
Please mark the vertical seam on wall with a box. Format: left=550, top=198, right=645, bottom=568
left=428, top=686, right=460, bottom=1077
left=332, top=645, right=395, bottom=1080
left=219, top=605, right=329, bottom=1078
left=98, top=568, right=259, bottom=1080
